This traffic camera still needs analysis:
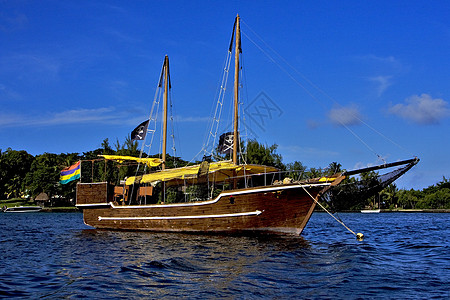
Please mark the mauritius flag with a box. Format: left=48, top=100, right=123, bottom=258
left=60, top=161, right=81, bottom=184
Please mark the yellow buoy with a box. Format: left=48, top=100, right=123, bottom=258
left=356, top=233, right=364, bottom=240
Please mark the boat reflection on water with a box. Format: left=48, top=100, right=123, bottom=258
left=73, top=229, right=313, bottom=290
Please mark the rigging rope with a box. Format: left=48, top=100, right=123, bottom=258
left=134, top=67, right=164, bottom=176
left=197, top=40, right=250, bottom=166
left=239, top=52, right=250, bottom=166
left=197, top=50, right=233, bottom=162
left=129, top=62, right=166, bottom=201
left=169, top=88, right=178, bottom=167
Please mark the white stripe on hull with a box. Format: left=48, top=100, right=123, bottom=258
left=98, top=210, right=262, bottom=221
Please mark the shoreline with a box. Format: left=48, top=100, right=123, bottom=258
left=2, top=204, right=449, bottom=213
left=378, top=208, right=450, bottom=213
left=41, top=207, right=80, bottom=213
left=316, top=208, right=450, bottom=213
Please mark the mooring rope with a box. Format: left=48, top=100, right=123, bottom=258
left=300, top=184, right=364, bottom=240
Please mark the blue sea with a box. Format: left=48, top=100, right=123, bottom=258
left=0, top=212, right=448, bottom=299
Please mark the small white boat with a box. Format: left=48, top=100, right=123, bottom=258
left=361, top=209, right=381, bottom=213
left=3, top=206, right=42, bottom=213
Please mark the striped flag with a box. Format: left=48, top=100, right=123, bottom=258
left=60, top=161, right=81, bottom=184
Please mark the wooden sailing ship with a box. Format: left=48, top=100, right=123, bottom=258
left=76, top=15, right=418, bottom=234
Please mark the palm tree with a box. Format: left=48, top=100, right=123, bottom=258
left=307, top=167, right=323, bottom=179
left=286, top=161, right=307, bottom=180
left=326, top=162, right=342, bottom=176
left=380, top=184, right=398, bottom=209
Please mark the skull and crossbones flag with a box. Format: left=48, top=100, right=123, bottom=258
left=131, top=120, right=149, bottom=141
left=218, top=132, right=236, bottom=154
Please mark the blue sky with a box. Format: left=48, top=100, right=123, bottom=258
left=1, top=1, right=449, bottom=190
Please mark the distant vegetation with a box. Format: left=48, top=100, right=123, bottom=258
left=1, top=138, right=449, bottom=210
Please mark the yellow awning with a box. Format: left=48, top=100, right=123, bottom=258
left=99, top=155, right=163, bottom=167
left=125, top=161, right=278, bottom=185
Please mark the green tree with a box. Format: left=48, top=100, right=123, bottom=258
left=0, top=149, right=34, bottom=199
left=286, top=161, right=307, bottom=180
left=306, top=167, right=323, bottom=179
left=396, top=177, right=450, bottom=209
left=25, top=153, right=60, bottom=198
left=380, top=184, right=398, bottom=209
left=437, top=176, right=450, bottom=189
left=397, top=189, right=420, bottom=209
left=245, top=139, right=284, bottom=169
left=101, top=138, right=114, bottom=155
left=115, top=135, right=139, bottom=156
left=359, top=171, right=380, bottom=209
left=325, top=162, right=343, bottom=176
left=418, top=188, right=450, bottom=209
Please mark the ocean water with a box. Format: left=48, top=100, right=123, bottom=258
left=0, top=212, right=448, bottom=299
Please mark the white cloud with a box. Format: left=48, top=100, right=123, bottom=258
left=0, top=112, right=22, bottom=126
left=0, top=107, right=211, bottom=128
left=369, top=75, right=393, bottom=96
left=0, top=107, right=125, bottom=128
left=357, top=54, right=402, bottom=70
left=0, top=53, right=61, bottom=82
left=306, top=119, right=321, bottom=129
left=389, top=94, right=450, bottom=125
left=356, top=55, right=405, bottom=96
left=360, top=54, right=399, bottom=65
left=43, top=108, right=117, bottom=125
left=328, top=105, right=363, bottom=127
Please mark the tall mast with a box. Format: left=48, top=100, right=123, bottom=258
left=233, top=14, right=240, bottom=165
left=162, top=55, right=169, bottom=170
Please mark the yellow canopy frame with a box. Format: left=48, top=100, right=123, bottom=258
left=125, top=161, right=278, bottom=186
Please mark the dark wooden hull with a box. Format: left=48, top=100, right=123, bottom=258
left=76, top=182, right=328, bottom=235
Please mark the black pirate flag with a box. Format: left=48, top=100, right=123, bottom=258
left=218, top=132, right=236, bottom=154
left=131, top=120, right=149, bottom=141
